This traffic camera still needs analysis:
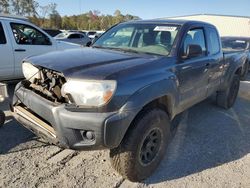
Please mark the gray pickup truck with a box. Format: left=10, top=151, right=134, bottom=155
left=12, top=19, right=247, bottom=182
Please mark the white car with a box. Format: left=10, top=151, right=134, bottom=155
left=54, top=32, right=91, bottom=45
left=87, top=31, right=97, bottom=39
left=0, top=15, right=81, bottom=81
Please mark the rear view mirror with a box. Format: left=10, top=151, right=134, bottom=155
left=183, top=44, right=203, bottom=59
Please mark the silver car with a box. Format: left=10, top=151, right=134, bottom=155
left=54, top=32, right=91, bottom=46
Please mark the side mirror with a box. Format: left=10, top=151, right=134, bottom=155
left=85, top=41, right=92, bottom=47
left=183, top=44, right=203, bottom=59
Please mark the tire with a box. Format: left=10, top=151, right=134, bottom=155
left=110, top=108, right=171, bottom=182
left=0, top=110, right=5, bottom=126
left=216, top=74, right=240, bottom=109
left=240, top=62, right=249, bottom=81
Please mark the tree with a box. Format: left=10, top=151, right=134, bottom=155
left=11, top=0, right=38, bottom=16
left=62, top=16, right=75, bottom=30
left=0, top=0, right=10, bottom=14
left=38, top=3, right=61, bottom=28
left=0, top=0, right=140, bottom=30
left=114, top=9, right=121, bottom=17
left=48, top=3, right=61, bottom=29
left=113, top=9, right=124, bottom=24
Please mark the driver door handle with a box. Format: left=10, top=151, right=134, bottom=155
left=15, top=49, right=26, bottom=52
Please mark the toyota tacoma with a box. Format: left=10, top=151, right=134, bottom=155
left=12, top=19, right=247, bottom=182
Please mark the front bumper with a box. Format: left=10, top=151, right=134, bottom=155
left=12, top=84, right=137, bottom=150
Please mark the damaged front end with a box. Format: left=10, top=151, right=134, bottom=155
left=12, top=62, right=121, bottom=150
left=12, top=63, right=70, bottom=146
left=21, top=63, right=69, bottom=104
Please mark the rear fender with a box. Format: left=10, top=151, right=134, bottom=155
left=222, top=52, right=247, bottom=90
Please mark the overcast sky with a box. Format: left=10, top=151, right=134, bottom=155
left=37, top=0, right=250, bottom=19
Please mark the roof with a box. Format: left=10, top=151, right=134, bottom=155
left=166, top=14, right=250, bottom=19
left=124, top=19, right=214, bottom=26
left=0, top=14, right=29, bottom=21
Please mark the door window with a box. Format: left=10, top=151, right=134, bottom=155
left=68, top=34, right=83, bottom=39
left=10, top=23, right=51, bottom=45
left=183, top=28, right=207, bottom=56
left=207, top=28, right=220, bottom=55
left=0, top=22, right=6, bottom=44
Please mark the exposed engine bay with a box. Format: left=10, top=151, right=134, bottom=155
left=25, top=68, right=68, bottom=103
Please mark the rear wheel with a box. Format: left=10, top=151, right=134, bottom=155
left=110, top=108, right=171, bottom=182
left=216, top=74, right=240, bottom=109
left=0, top=110, right=5, bottom=126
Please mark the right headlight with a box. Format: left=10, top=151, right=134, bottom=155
left=61, top=80, right=117, bottom=107
left=22, top=62, right=41, bottom=83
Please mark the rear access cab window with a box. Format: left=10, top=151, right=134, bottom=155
left=207, top=27, right=221, bottom=55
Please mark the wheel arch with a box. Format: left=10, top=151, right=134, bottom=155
left=119, top=95, right=174, bottom=146
left=105, top=79, right=178, bottom=148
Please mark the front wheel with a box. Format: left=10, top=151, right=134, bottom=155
left=0, top=110, right=5, bottom=126
left=110, top=108, right=171, bottom=182
left=216, top=74, right=240, bottom=109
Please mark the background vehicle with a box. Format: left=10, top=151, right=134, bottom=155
left=13, top=20, right=247, bottom=182
left=96, top=31, right=105, bottom=37
left=87, top=31, right=97, bottom=39
left=43, top=29, right=62, bottom=37
left=221, top=37, right=250, bottom=80
left=54, top=31, right=91, bottom=45
left=0, top=15, right=81, bottom=81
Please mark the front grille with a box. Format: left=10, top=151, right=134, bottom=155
left=26, top=68, right=68, bottom=103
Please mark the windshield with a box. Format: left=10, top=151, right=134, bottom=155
left=93, top=23, right=180, bottom=56
left=222, top=38, right=249, bottom=51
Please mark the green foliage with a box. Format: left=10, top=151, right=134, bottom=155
left=52, top=9, right=140, bottom=30
left=0, top=0, right=38, bottom=16
left=0, top=1, right=140, bottom=30
left=0, top=0, right=10, bottom=14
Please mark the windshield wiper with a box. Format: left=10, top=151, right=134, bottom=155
left=92, top=46, right=139, bottom=53
left=92, top=45, right=107, bottom=49
left=92, top=46, right=164, bottom=56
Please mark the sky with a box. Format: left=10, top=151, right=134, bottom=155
left=36, top=0, right=250, bottom=19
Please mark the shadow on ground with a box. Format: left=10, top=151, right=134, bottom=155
left=146, top=74, right=250, bottom=184
left=0, top=82, right=36, bottom=154
left=0, top=118, right=35, bottom=154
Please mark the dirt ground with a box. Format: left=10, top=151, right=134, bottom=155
left=0, top=75, right=250, bottom=188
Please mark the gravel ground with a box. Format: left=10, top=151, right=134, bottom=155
left=0, top=74, right=250, bottom=188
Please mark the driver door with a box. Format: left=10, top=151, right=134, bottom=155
left=175, top=28, right=210, bottom=110
left=9, top=22, right=56, bottom=78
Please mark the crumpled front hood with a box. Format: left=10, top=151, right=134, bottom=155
left=26, top=47, right=160, bottom=80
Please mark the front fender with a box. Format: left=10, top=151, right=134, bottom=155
left=120, top=78, right=179, bottom=119
left=104, top=78, right=179, bottom=148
